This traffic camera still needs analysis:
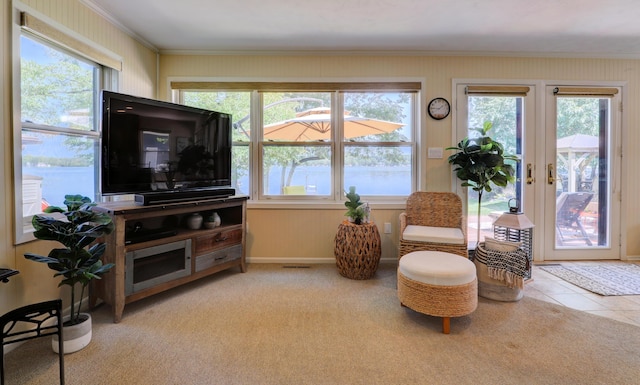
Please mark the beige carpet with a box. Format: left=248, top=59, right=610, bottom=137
left=5, top=263, right=640, bottom=385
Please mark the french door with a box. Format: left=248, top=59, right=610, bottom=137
left=454, top=84, right=536, bottom=249
left=455, top=82, right=622, bottom=261
left=543, top=86, right=621, bottom=260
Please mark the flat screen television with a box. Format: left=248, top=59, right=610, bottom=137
left=101, top=91, right=233, bottom=200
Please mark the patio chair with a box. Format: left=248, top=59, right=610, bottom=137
left=399, top=192, right=467, bottom=258
left=556, top=192, right=594, bottom=246
left=283, top=185, right=306, bottom=195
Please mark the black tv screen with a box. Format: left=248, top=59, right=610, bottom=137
left=101, top=91, right=232, bottom=196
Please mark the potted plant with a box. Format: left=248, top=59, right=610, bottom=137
left=447, top=121, right=518, bottom=243
left=344, top=186, right=369, bottom=224
left=24, top=194, right=115, bottom=354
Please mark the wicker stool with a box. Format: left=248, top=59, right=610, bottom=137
left=334, top=221, right=381, bottom=280
left=397, top=251, right=477, bottom=334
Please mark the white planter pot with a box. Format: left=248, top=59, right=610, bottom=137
left=187, top=213, right=203, bottom=229
left=52, top=313, right=92, bottom=354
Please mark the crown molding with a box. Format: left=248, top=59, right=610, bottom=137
left=80, top=0, right=159, bottom=53
left=158, top=48, right=640, bottom=60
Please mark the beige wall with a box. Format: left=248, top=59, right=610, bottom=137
left=1, top=0, right=157, bottom=314
left=159, top=54, right=640, bottom=263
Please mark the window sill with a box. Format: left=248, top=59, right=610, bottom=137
left=247, top=200, right=407, bottom=210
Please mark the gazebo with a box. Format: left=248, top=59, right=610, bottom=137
left=556, top=134, right=598, bottom=192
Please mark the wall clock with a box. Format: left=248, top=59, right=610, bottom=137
left=427, top=98, right=451, bottom=120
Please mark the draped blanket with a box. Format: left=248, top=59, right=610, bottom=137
left=475, top=245, right=529, bottom=289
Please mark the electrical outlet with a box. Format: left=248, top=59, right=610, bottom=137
left=384, top=222, right=392, bottom=234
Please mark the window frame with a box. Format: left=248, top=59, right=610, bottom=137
left=12, top=8, right=119, bottom=244
left=173, top=81, right=420, bottom=205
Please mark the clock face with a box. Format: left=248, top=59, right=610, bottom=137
left=428, top=98, right=450, bottom=120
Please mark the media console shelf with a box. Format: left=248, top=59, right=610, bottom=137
left=90, top=195, right=248, bottom=323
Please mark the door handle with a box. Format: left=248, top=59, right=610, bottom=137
left=547, top=163, right=560, bottom=185
left=526, top=163, right=535, bottom=184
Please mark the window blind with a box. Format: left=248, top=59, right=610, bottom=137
left=20, top=12, right=122, bottom=71
left=465, top=85, right=530, bottom=96
left=170, top=81, right=421, bottom=92
left=553, top=87, right=619, bottom=96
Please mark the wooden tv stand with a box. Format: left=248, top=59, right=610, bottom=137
left=90, top=195, right=248, bottom=323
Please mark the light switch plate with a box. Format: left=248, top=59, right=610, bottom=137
left=427, top=147, right=443, bottom=159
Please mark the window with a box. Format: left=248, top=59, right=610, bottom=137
left=181, top=90, right=252, bottom=195
left=175, top=83, right=418, bottom=202
left=16, top=34, right=101, bottom=242
left=260, top=91, right=333, bottom=196
left=342, top=92, right=413, bottom=196
left=13, top=9, right=121, bottom=243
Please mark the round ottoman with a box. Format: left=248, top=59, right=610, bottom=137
left=397, top=251, right=477, bottom=334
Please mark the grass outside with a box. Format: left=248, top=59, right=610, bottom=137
left=467, top=199, right=510, bottom=216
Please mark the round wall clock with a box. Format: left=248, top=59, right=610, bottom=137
left=427, top=98, right=451, bottom=120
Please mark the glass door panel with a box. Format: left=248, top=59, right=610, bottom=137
left=456, top=85, right=535, bottom=249
left=544, top=87, right=621, bottom=260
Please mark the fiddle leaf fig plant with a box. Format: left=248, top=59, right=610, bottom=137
left=24, top=194, right=115, bottom=326
left=344, top=186, right=365, bottom=224
left=447, top=121, right=519, bottom=243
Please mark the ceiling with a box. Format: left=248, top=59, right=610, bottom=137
left=84, top=0, right=640, bottom=57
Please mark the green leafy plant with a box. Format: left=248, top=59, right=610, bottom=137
left=447, top=121, right=519, bottom=243
left=344, top=186, right=365, bottom=224
left=24, top=194, right=115, bottom=325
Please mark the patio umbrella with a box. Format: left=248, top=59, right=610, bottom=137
left=262, top=107, right=404, bottom=141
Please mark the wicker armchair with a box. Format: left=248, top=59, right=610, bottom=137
left=399, top=192, right=467, bottom=258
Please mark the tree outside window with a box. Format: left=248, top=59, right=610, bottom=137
left=181, top=88, right=416, bottom=199
left=17, top=34, right=101, bottom=241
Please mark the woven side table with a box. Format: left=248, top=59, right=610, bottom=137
left=334, top=221, right=381, bottom=280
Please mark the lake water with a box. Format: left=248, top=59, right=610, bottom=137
left=24, top=166, right=96, bottom=207
left=246, top=165, right=411, bottom=195
left=25, top=165, right=411, bottom=207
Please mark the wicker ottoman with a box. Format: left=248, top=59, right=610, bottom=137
left=397, top=251, right=477, bottom=334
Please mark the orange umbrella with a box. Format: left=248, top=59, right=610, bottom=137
left=262, top=107, right=404, bottom=141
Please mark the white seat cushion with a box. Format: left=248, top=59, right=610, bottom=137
left=399, top=251, right=476, bottom=286
left=402, top=225, right=465, bottom=245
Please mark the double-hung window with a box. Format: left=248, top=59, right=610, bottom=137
left=14, top=11, right=120, bottom=243
left=174, top=82, right=418, bottom=202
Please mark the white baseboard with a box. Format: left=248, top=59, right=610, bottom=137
left=624, top=255, right=640, bottom=261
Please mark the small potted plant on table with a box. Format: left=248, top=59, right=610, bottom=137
left=334, top=186, right=380, bottom=279
left=24, top=194, right=115, bottom=354
left=344, top=186, right=370, bottom=224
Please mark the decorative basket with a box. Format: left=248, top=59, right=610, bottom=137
left=473, top=242, right=524, bottom=302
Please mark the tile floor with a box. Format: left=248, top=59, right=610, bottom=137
left=526, top=263, right=640, bottom=327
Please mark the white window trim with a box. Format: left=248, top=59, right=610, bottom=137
left=170, top=77, right=423, bottom=207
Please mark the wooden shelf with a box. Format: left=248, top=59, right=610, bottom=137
left=90, top=195, right=248, bottom=323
